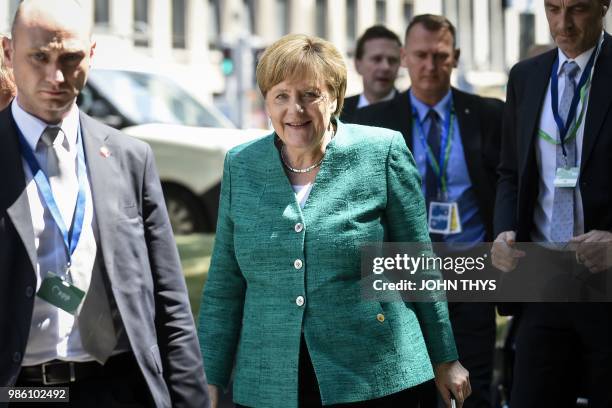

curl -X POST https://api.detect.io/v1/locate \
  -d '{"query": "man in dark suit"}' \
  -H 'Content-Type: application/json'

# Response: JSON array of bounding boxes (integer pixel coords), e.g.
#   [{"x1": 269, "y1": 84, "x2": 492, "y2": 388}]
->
[
  {"x1": 492, "y1": 0, "x2": 612, "y2": 406},
  {"x1": 350, "y1": 15, "x2": 503, "y2": 408},
  {"x1": 0, "y1": 1, "x2": 210, "y2": 406},
  {"x1": 340, "y1": 25, "x2": 401, "y2": 123}
]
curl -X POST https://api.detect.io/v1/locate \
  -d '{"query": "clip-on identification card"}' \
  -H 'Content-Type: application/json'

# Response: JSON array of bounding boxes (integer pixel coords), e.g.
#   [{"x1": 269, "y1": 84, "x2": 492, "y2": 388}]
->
[
  {"x1": 429, "y1": 201, "x2": 462, "y2": 235},
  {"x1": 37, "y1": 272, "x2": 85, "y2": 315},
  {"x1": 554, "y1": 166, "x2": 579, "y2": 188},
  {"x1": 429, "y1": 202, "x2": 452, "y2": 234}
]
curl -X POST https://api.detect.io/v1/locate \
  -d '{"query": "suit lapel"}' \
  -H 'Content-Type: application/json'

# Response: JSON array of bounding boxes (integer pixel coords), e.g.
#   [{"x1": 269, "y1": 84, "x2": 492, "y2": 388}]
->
[
  {"x1": 1, "y1": 108, "x2": 37, "y2": 273},
  {"x1": 520, "y1": 50, "x2": 556, "y2": 172},
  {"x1": 453, "y1": 88, "x2": 482, "y2": 182},
  {"x1": 79, "y1": 112, "x2": 119, "y2": 282},
  {"x1": 394, "y1": 91, "x2": 414, "y2": 150},
  {"x1": 581, "y1": 33, "x2": 612, "y2": 172}
]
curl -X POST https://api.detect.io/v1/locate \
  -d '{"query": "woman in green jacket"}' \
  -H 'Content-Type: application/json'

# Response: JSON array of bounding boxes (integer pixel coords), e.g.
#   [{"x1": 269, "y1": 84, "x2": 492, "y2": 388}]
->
[
  {"x1": 198, "y1": 34, "x2": 470, "y2": 408},
  {"x1": 0, "y1": 38, "x2": 16, "y2": 110}
]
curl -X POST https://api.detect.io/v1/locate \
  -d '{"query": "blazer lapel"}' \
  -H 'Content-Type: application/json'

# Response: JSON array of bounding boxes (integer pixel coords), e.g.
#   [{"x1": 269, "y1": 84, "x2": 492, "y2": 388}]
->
[
  {"x1": 1, "y1": 108, "x2": 37, "y2": 272},
  {"x1": 581, "y1": 33, "x2": 612, "y2": 171},
  {"x1": 453, "y1": 88, "x2": 482, "y2": 183},
  {"x1": 394, "y1": 91, "x2": 414, "y2": 150},
  {"x1": 519, "y1": 50, "x2": 556, "y2": 172},
  {"x1": 79, "y1": 112, "x2": 119, "y2": 282}
]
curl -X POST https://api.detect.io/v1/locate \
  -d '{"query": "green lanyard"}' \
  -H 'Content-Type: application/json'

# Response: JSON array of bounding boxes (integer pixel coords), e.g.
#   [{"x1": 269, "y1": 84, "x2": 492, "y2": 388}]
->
[
  {"x1": 414, "y1": 109, "x2": 455, "y2": 195},
  {"x1": 538, "y1": 64, "x2": 592, "y2": 144}
]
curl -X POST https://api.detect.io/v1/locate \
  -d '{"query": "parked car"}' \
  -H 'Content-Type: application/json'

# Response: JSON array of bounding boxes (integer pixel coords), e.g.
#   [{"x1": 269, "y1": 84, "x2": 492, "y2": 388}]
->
[{"x1": 78, "y1": 67, "x2": 267, "y2": 235}]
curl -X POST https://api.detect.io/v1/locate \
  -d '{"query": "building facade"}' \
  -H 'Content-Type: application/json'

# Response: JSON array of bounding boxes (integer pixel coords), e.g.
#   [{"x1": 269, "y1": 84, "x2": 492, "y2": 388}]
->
[{"x1": 2, "y1": 0, "x2": 612, "y2": 124}]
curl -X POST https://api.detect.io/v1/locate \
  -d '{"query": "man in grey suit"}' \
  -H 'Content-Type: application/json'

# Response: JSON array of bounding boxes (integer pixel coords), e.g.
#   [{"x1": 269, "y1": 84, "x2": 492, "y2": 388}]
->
[{"x1": 0, "y1": 1, "x2": 210, "y2": 406}]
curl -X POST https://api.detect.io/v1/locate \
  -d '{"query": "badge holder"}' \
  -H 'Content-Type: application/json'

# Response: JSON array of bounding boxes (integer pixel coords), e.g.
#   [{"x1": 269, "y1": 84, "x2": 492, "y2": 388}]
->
[
  {"x1": 428, "y1": 192, "x2": 462, "y2": 235},
  {"x1": 37, "y1": 271, "x2": 85, "y2": 315},
  {"x1": 554, "y1": 166, "x2": 579, "y2": 188}
]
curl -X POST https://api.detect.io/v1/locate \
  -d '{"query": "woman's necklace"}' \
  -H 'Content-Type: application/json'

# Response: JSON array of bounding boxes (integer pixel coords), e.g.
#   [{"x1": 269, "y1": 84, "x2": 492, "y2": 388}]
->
[{"x1": 280, "y1": 145, "x2": 325, "y2": 173}]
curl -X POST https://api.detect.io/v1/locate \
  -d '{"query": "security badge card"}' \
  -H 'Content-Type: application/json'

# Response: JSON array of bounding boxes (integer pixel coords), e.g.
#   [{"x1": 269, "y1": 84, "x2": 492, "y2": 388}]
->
[
  {"x1": 37, "y1": 271, "x2": 85, "y2": 315},
  {"x1": 554, "y1": 166, "x2": 579, "y2": 188},
  {"x1": 428, "y1": 201, "x2": 462, "y2": 235}
]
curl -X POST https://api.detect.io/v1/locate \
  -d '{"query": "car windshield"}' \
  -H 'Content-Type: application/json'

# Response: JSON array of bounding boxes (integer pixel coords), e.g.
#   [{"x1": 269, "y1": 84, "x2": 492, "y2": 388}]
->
[{"x1": 88, "y1": 69, "x2": 234, "y2": 128}]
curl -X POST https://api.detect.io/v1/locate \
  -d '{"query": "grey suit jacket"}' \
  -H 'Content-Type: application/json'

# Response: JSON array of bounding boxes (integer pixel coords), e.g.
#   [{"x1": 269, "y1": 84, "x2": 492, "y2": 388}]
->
[{"x1": 0, "y1": 106, "x2": 210, "y2": 407}]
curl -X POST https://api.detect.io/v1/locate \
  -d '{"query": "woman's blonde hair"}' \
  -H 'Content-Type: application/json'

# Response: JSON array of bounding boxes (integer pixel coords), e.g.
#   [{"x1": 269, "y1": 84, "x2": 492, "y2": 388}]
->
[
  {"x1": 256, "y1": 34, "x2": 347, "y2": 117},
  {"x1": 0, "y1": 38, "x2": 16, "y2": 101}
]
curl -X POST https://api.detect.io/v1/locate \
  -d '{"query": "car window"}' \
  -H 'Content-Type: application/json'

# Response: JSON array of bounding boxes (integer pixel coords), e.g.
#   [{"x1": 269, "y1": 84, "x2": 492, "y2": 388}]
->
[{"x1": 88, "y1": 69, "x2": 234, "y2": 128}]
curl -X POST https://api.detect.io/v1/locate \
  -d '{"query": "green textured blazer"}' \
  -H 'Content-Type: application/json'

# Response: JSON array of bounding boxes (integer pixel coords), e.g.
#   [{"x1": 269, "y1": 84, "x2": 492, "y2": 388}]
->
[{"x1": 198, "y1": 121, "x2": 458, "y2": 407}]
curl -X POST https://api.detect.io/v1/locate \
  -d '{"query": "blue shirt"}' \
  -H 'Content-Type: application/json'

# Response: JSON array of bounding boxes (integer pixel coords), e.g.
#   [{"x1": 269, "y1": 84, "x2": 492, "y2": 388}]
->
[{"x1": 410, "y1": 90, "x2": 486, "y2": 244}]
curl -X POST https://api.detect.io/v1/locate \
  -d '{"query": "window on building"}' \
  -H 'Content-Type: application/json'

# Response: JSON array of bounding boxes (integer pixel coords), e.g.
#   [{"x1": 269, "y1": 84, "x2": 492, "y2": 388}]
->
[
  {"x1": 316, "y1": 0, "x2": 327, "y2": 38},
  {"x1": 134, "y1": 0, "x2": 149, "y2": 47},
  {"x1": 442, "y1": 0, "x2": 459, "y2": 28},
  {"x1": 172, "y1": 0, "x2": 186, "y2": 49},
  {"x1": 243, "y1": 0, "x2": 255, "y2": 34},
  {"x1": 346, "y1": 0, "x2": 357, "y2": 44},
  {"x1": 376, "y1": 0, "x2": 386, "y2": 24},
  {"x1": 208, "y1": 0, "x2": 221, "y2": 45},
  {"x1": 94, "y1": 0, "x2": 110, "y2": 26},
  {"x1": 403, "y1": 1, "x2": 413, "y2": 29},
  {"x1": 276, "y1": 0, "x2": 290, "y2": 36}
]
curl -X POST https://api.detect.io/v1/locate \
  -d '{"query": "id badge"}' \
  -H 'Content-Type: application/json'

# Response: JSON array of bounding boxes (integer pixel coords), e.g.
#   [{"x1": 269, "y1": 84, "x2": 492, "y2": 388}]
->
[
  {"x1": 37, "y1": 272, "x2": 85, "y2": 315},
  {"x1": 429, "y1": 201, "x2": 452, "y2": 234},
  {"x1": 554, "y1": 166, "x2": 579, "y2": 188}
]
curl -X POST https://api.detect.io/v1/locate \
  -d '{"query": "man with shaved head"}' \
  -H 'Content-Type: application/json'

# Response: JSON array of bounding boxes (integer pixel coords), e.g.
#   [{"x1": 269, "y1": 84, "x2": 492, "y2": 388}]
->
[
  {"x1": 493, "y1": 0, "x2": 612, "y2": 406},
  {"x1": 0, "y1": 1, "x2": 210, "y2": 406}
]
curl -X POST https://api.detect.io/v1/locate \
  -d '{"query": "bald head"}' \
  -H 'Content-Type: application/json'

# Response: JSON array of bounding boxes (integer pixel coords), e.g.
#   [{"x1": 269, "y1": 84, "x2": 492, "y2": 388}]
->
[
  {"x1": 3, "y1": 0, "x2": 95, "y2": 123},
  {"x1": 11, "y1": 0, "x2": 92, "y2": 44}
]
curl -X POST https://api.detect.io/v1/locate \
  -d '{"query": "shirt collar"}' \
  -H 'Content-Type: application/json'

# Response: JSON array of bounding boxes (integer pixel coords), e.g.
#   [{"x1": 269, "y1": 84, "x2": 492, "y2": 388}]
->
[
  {"x1": 557, "y1": 31, "x2": 604, "y2": 75},
  {"x1": 11, "y1": 97, "x2": 80, "y2": 152},
  {"x1": 409, "y1": 88, "x2": 452, "y2": 123},
  {"x1": 356, "y1": 89, "x2": 397, "y2": 109}
]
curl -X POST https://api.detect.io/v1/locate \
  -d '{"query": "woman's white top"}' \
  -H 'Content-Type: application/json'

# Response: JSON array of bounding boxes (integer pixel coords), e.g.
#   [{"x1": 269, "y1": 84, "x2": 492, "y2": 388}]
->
[{"x1": 291, "y1": 183, "x2": 313, "y2": 209}]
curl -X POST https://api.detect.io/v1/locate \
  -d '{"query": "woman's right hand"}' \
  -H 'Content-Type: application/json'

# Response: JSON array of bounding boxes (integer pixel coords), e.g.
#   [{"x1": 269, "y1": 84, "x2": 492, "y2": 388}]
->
[{"x1": 208, "y1": 384, "x2": 219, "y2": 408}]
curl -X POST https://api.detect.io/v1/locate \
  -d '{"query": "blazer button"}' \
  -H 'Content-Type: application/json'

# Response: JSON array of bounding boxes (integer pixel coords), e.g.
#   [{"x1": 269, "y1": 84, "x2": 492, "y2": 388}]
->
[
  {"x1": 376, "y1": 313, "x2": 385, "y2": 323},
  {"x1": 294, "y1": 223, "x2": 304, "y2": 233},
  {"x1": 13, "y1": 352, "x2": 21, "y2": 363},
  {"x1": 25, "y1": 286, "x2": 34, "y2": 298},
  {"x1": 294, "y1": 259, "x2": 303, "y2": 269},
  {"x1": 296, "y1": 296, "x2": 305, "y2": 307}
]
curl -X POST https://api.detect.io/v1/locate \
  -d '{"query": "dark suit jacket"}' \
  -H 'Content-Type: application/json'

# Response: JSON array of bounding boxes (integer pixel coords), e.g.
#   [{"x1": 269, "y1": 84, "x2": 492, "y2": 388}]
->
[
  {"x1": 349, "y1": 88, "x2": 504, "y2": 241},
  {"x1": 0, "y1": 107, "x2": 209, "y2": 407},
  {"x1": 494, "y1": 33, "x2": 612, "y2": 316},
  {"x1": 340, "y1": 94, "x2": 360, "y2": 123},
  {"x1": 495, "y1": 32, "x2": 612, "y2": 242},
  {"x1": 340, "y1": 89, "x2": 400, "y2": 123}
]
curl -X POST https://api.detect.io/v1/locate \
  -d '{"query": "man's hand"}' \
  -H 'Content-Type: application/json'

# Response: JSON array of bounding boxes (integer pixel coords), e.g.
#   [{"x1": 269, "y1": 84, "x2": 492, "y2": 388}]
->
[
  {"x1": 434, "y1": 360, "x2": 471, "y2": 408},
  {"x1": 570, "y1": 230, "x2": 612, "y2": 273},
  {"x1": 208, "y1": 384, "x2": 219, "y2": 408},
  {"x1": 491, "y1": 231, "x2": 525, "y2": 272}
]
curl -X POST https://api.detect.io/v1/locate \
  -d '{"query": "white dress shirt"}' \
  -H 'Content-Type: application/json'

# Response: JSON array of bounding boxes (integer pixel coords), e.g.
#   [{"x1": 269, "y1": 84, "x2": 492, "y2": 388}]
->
[
  {"x1": 13, "y1": 99, "x2": 100, "y2": 365},
  {"x1": 356, "y1": 89, "x2": 397, "y2": 109},
  {"x1": 532, "y1": 34, "x2": 603, "y2": 244}
]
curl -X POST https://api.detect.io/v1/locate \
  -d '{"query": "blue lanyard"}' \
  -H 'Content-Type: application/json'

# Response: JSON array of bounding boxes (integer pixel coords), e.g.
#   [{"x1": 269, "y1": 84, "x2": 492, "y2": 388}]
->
[
  {"x1": 550, "y1": 45, "x2": 598, "y2": 157},
  {"x1": 413, "y1": 105, "x2": 454, "y2": 195},
  {"x1": 18, "y1": 125, "x2": 88, "y2": 267}
]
